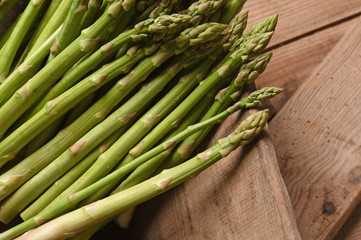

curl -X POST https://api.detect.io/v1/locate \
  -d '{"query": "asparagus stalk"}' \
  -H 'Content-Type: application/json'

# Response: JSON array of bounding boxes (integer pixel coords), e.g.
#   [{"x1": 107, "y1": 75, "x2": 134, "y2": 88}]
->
[
  {"x1": 119, "y1": 30, "x2": 274, "y2": 167},
  {"x1": 80, "y1": 0, "x2": 102, "y2": 29},
  {"x1": 4, "y1": 110, "x2": 268, "y2": 240},
  {"x1": 14, "y1": 0, "x2": 62, "y2": 67},
  {"x1": 0, "y1": 0, "x2": 48, "y2": 82},
  {"x1": 48, "y1": 0, "x2": 89, "y2": 61},
  {"x1": 0, "y1": 0, "x2": 136, "y2": 137},
  {"x1": 25, "y1": 0, "x2": 73, "y2": 58},
  {"x1": 219, "y1": 0, "x2": 247, "y2": 23}
]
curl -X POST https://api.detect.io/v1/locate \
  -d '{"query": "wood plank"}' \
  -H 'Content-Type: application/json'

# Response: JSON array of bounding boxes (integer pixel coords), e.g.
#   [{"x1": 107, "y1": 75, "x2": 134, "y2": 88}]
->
[
  {"x1": 256, "y1": 19, "x2": 357, "y2": 112},
  {"x1": 120, "y1": 92, "x2": 301, "y2": 240},
  {"x1": 270, "y1": 17, "x2": 361, "y2": 240},
  {"x1": 335, "y1": 202, "x2": 361, "y2": 239},
  {"x1": 244, "y1": 0, "x2": 361, "y2": 48}
]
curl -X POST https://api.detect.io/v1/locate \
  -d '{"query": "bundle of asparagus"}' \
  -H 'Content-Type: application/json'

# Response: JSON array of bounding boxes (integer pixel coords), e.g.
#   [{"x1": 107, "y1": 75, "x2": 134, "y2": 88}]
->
[{"x1": 0, "y1": 0, "x2": 281, "y2": 238}]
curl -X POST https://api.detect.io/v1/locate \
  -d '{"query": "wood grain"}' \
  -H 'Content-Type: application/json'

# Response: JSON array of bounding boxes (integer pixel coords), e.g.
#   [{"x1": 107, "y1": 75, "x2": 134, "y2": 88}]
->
[
  {"x1": 256, "y1": 19, "x2": 356, "y2": 112},
  {"x1": 270, "y1": 17, "x2": 361, "y2": 240},
  {"x1": 124, "y1": 104, "x2": 301, "y2": 240},
  {"x1": 244, "y1": 0, "x2": 361, "y2": 48}
]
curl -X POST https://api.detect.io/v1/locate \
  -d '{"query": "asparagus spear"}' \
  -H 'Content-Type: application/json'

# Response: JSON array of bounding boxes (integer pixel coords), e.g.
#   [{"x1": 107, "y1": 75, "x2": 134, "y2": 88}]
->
[
  {"x1": 4, "y1": 110, "x2": 269, "y2": 240},
  {"x1": 80, "y1": 0, "x2": 102, "y2": 29},
  {"x1": 48, "y1": 0, "x2": 89, "y2": 61},
  {"x1": 0, "y1": 0, "x2": 48, "y2": 82},
  {"x1": 25, "y1": 0, "x2": 73, "y2": 59},
  {"x1": 219, "y1": 0, "x2": 247, "y2": 23},
  {"x1": 0, "y1": 0, "x2": 135, "y2": 136},
  {"x1": 14, "y1": 0, "x2": 62, "y2": 67},
  {"x1": 0, "y1": 24, "x2": 229, "y2": 223}
]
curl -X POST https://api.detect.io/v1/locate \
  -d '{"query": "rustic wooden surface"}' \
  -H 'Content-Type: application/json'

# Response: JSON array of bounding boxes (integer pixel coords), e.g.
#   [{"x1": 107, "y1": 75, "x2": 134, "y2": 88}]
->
[{"x1": 270, "y1": 16, "x2": 361, "y2": 240}]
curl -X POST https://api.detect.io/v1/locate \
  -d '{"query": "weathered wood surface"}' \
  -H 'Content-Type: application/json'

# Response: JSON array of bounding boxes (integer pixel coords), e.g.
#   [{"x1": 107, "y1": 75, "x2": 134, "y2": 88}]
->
[
  {"x1": 270, "y1": 17, "x2": 361, "y2": 240},
  {"x1": 255, "y1": 19, "x2": 356, "y2": 112},
  {"x1": 244, "y1": 0, "x2": 361, "y2": 48}
]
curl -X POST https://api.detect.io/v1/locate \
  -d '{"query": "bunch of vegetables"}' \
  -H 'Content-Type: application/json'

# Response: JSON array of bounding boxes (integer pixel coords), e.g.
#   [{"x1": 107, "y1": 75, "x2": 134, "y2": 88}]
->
[{"x1": 0, "y1": 0, "x2": 280, "y2": 239}]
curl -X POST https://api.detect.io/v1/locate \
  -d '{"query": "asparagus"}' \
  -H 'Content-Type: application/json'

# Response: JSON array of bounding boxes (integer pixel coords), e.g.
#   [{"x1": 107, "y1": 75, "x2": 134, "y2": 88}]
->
[
  {"x1": 219, "y1": 0, "x2": 247, "y2": 23},
  {"x1": 48, "y1": 0, "x2": 89, "y2": 61},
  {"x1": 0, "y1": 23, "x2": 229, "y2": 223},
  {"x1": 15, "y1": 0, "x2": 62, "y2": 67},
  {"x1": 0, "y1": 0, "x2": 136, "y2": 137},
  {"x1": 0, "y1": 14, "x2": 201, "y2": 165},
  {"x1": 4, "y1": 110, "x2": 269, "y2": 240},
  {"x1": 0, "y1": 0, "x2": 48, "y2": 82},
  {"x1": 119, "y1": 30, "x2": 274, "y2": 167},
  {"x1": 104, "y1": 86, "x2": 220, "y2": 230},
  {"x1": 25, "y1": 0, "x2": 73, "y2": 59},
  {"x1": 80, "y1": 0, "x2": 102, "y2": 29}
]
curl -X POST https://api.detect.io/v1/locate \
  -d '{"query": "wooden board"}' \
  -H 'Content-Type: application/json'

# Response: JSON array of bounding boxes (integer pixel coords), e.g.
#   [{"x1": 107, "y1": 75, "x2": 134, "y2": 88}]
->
[
  {"x1": 122, "y1": 104, "x2": 301, "y2": 240},
  {"x1": 270, "y1": 17, "x2": 361, "y2": 240},
  {"x1": 244, "y1": 0, "x2": 361, "y2": 48},
  {"x1": 255, "y1": 19, "x2": 356, "y2": 112}
]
